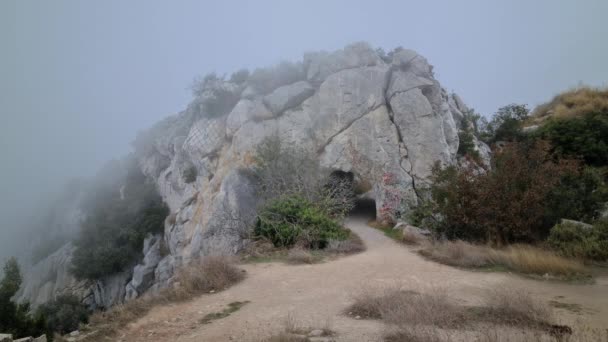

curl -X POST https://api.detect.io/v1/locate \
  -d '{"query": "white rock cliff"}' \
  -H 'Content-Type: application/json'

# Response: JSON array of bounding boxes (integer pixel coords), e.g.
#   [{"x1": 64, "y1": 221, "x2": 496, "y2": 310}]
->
[{"x1": 17, "y1": 42, "x2": 489, "y2": 309}]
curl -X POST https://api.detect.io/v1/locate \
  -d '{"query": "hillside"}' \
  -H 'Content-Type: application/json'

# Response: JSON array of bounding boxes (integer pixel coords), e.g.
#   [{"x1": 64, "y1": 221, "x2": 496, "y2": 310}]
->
[
  {"x1": 528, "y1": 86, "x2": 608, "y2": 125},
  {"x1": 15, "y1": 42, "x2": 486, "y2": 312}
]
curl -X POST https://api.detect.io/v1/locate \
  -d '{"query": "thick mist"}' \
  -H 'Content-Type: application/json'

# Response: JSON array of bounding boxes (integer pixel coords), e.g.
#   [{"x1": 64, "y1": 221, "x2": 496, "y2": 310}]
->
[{"x1": 1, "y1": 0, "x2": 607, "y2": 261}]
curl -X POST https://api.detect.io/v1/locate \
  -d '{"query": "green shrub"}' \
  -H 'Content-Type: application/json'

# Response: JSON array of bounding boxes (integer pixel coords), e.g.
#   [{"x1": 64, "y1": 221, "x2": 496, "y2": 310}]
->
[
  {"x1": 480, "y1": 104, "x2": 530, "y2": 143},
  {"x1": 201, "y1": 86, "x2": 240, "y2": 117},
  {"x1": 535, "y1": 111, "x2": 608, "y2": 167},
  {"x1": 546, "y1": 166, "x2": 608, "y2": 223},
  {"x1": 190, "y1": 73, "x2": 241, "y2": 118},
  {"x1": 182, "y1": 165, "x2": 197, "y2": 184},
  {"x1": 255, "y1": 195, "x2": 348, "y2": 249},
  {"x1": 37, "y1": 294, "x2": 88, "y2": 335},
  {"x1": 253, "y1": 136, "x2": 354, "y2": 219},
  {"x1": 248, "y1": 61, "x2": 304, "y2": 94},
  {"x1": 457, "y1": 130, "x2": 479, "y2": 159},
  {"x1": 72, "y1": 160, "x2": 169, "y2": 280},
  {"x1": 406, "y1": 189, "x2": 436, "y2": 229},
  {"x1": 229, "y1": 68, "x2": 250, "y2": 84},
  {"x1": 0, "y1": 258, "x2": 47, "y2": 339},
  {"x1": 548, "y1": 219, "x2": 608, "y2": 262}
]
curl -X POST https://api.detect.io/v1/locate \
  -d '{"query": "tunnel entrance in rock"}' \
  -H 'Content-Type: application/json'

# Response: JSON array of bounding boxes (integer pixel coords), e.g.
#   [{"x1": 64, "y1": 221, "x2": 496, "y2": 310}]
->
[
  {"x1": 327, "y1": 170, "x2": 377, "y2": 219},
  {"x1": 351, "y1": 198, "x2": 377, "y2": 219}
]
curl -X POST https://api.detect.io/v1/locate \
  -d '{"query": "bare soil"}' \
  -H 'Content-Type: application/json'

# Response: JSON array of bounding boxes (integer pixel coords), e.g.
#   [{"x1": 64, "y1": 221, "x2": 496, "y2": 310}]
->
[{"x1": 115, "y1": 215, "x2": 608, "y2": 341}]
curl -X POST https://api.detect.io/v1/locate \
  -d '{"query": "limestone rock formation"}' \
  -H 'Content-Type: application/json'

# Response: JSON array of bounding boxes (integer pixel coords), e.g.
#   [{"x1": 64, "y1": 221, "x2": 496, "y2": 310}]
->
[{"x1": 18, "y1": 42, "x2": 489, "y2": 308}]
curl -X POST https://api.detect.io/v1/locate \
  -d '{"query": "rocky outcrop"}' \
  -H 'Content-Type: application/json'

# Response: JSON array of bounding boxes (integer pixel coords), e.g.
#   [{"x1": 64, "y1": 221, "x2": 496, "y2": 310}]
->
[
  {"x1": 125, "y1": 235, "x2": 163, "y2": 300},
  {"x1": 18, "y1": 42, "x2": 489, "y2": 307},
  {"x1": 15, "y1": 242, "x2": 131, "y2": 310},
  {"x1": 263, "y1": 81, "x2": 314, "y2": 116},
  {"x1": 14, "y1": 244, "x2": 88, "y2": 308},
  {"x1": 133, "y1": 42, "x2": 485, "y2": 272}
]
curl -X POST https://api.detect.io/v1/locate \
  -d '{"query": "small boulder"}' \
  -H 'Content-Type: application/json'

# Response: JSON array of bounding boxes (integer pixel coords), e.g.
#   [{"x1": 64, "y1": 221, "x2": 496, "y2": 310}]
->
[
  {"x1": 263, "y1": 81, "x2": 314, "y2": 116},
  {"x1": 394, "y1": 222, "x2": 431, "y2": 236},
  {"x1": 308, "y1": 329, "x2": 324, "y2": 337},
  {"x1": 0, "y1": 334, "x2": 12, "y2": 342}
]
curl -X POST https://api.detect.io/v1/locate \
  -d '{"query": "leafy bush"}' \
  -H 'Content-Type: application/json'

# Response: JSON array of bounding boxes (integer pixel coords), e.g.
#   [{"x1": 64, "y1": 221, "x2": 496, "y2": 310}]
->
[
  {"x1": 535, "y1": 111, "x2": 608, "y2": 166},
  {"x1": 174, "y1": 256, "x2": 245, "y2": 297},
  {"x1": 201, "y1": 86, "x2": 241, "y2": 118},
  {"x1": 37, "y1": 294, "x2": 88, "y2": 335},
  {"x1": 71, "y1": 159, "x2": 169, "y2": 280},
  {"x1": 480, "y1": 104, "x2": 529, "y2": 143},
  {"x1": 457, "y1": 130, "x2": 479, "y2": 159},
  {"x1": 254, "y1": 136, "x2": 354, "y2": 219},
  {"x1": 0, "y1": 258, "x2": 47, "y2": 339},
  {"x1": 546, "y1": 166, "x2": 608, "y2": 223},
  {"x1": 190, "y1": 73, "x2": 241, "y2": 118},
  {"x1": 255, "y1": 195, "x2": 348, "y2": 249},
  {"x1": 229, "y1": 68, "x2": 250, "y2": 84},
  {"x1": 428, "y1": 141, "x2": 576, "y2": 244},
  {"x1": 248, "y1": 61, "x2": 305, "y2": 94},
  {"x1": 548, "y1": 219, "x2": 608, "y2": 261},
  {"x1": 182, "y1": 165, "x2": 197, "y2": 184}
]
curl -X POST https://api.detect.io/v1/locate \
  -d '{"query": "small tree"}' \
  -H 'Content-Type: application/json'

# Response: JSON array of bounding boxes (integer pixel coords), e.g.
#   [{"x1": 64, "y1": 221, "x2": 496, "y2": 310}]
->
[
  {"x1": 481, "y1": 104, "x2": 529, "y2": 143},
  {"x1": 427, "y1": 141, "x2": 577, "y2": 245},
  {"x1": 252, "y1": 136, "x2": 355, "y2": 248},
  {"x1": 37, "y1": 294, "x2": 88, "y2": 335},
  {"x1": 0, "y1": 258, "x2": 47, "y2": 338},
  {"x1": 253, "y1": 135, "x2": 354, "y2": 219},
  {"x1": 0, "y1": 257, "x2": 21, "y2": 298}
]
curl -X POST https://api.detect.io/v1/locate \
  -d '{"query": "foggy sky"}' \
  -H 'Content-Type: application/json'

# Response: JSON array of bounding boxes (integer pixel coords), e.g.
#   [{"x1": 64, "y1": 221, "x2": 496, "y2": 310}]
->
[{"x1": 1, "y1": 0, "x2": 607, "y2": 258}]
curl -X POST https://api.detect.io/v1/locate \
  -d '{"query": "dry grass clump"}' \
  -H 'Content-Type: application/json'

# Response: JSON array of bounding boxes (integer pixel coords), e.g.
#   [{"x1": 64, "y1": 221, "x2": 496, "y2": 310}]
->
[
  {"x1": 497, "y1": 245, "x2": 585, "y2": 278},
  {"x1": 419, "y1": 240, "x2": 499, "y2": 268},
  {"x1": 286, "y1": 248, "x2": 318, "y2": 264},
  {"x1": 81, "y1": 255, "x2": 244, "y2": 341},
  {"x1": 263, "y1": 333, "x2": 310, "y2": 342},
  {"x1": 419, "y1": 240, "x2": 587, "y2": 279},
  {"x1": 242, "y1": 231, "x2": 365, "y2": 264},
  {"x1": 384, "y1": 326, "x2": 452, "y2": 342},
  {"x1": 199, "y1": 301, "x2": 250, "y2": 324},
  {"x1": 367, "y1": 219, "x2": 393, "y2": 231},
  {"x1": 531, "y1": 86, "x2": 608, "y2": 123},
  {"x1": 174, "y1": 255, "x2": 245, "y2": 297},
  {"x1": 261, "y1": 313, "x2": 334, "y2": 342},
  {"x1": 325, "y1": 231, "x2": 365, "y2": 254},
  {"x1": 474, "y1": 289, "x2": 553, "y2": 327},
  {"x1": 351, "y1": 285, "x2": 567, "y2": 342},
  {"x1": 347, "y1": 286, "x2": 463, "y2": 328}
]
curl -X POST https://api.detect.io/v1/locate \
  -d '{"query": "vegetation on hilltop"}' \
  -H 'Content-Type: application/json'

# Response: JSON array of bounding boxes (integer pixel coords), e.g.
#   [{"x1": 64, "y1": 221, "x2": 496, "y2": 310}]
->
[
  {"x1": 532, "y1": 86, "x2": 608, "y2": 122},
  {"x1": 409, "y1": 87, "x2": 608, "y2": 266}
]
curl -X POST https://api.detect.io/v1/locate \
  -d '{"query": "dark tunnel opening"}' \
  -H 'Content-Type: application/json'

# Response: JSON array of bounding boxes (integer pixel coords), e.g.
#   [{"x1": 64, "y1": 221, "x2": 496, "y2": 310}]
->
[
  {"x1": 351, "y1": 197, "x2": 377, "y2": 220},
  {"x1": 328, "y1": 170, "x2": 377, "y2": 219}
]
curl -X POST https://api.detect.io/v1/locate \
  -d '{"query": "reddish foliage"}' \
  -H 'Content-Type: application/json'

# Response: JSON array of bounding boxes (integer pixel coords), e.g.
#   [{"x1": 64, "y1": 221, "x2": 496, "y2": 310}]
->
[{"x1": 431, "y1": 141, "x2": 578, "y2": 245}]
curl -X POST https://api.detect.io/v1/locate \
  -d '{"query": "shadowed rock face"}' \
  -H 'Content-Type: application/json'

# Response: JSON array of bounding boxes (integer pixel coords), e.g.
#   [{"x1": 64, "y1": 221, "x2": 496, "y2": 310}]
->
[{"x1": 18, "y1": 42, "x2": 489, "y2": 309}]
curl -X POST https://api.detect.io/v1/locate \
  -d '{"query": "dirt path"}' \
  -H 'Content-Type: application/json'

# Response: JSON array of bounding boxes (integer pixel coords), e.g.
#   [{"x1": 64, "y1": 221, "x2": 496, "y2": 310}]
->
[{"x1": 118, "y1": 215, "x2": 608, "y2": 341}]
